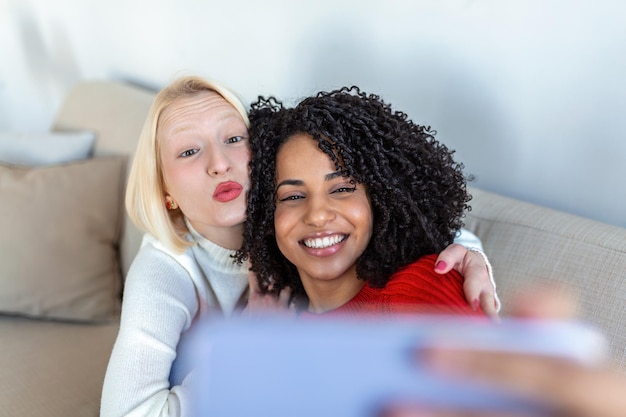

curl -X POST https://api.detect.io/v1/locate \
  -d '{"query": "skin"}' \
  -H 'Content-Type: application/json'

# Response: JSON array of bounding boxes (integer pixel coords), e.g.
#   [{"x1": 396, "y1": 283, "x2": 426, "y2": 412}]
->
[
  {"x1": 387, "y1": 287, "x2": 626, "y2": 417},
  {"x1": 158, "y1": 91, "x2": 251, "y2": 250},
  {"x1": 274, "y1": 134, "x2": 373, "y2": 313}
]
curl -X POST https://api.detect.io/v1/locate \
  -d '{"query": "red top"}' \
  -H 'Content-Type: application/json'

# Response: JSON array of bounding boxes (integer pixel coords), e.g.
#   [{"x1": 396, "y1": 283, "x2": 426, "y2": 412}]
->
[{"x1": 299, "y1": 254, "x2": 484, "y2": 318}]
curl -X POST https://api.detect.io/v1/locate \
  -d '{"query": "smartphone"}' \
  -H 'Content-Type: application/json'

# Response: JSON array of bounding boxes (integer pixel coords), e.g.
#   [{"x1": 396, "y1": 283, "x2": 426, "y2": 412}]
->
[{"x1": 186, "y1": 314, "x2": 606, "y2": 417}]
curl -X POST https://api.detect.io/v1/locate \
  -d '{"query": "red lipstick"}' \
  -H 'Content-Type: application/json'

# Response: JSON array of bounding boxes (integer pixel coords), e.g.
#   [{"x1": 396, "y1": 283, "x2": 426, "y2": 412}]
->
[{"x1": 213, "y1": 181, "x2": 243, "y2": 203}]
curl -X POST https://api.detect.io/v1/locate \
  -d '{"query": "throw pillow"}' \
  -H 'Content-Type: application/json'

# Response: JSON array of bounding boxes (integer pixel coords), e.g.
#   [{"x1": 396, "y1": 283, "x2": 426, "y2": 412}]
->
[
  {"x1": 0, "y1": 131, "x2": 96, "y2": 166},
  {"x1": 0, "y1": 156, "x2": 126, "y2": 322}
]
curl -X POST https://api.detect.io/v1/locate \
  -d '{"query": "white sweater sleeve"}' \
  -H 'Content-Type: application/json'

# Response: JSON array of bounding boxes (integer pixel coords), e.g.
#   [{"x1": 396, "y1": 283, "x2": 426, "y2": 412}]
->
[
  {"x1": 454, "y1": 228, "x2": 484, "y2": 252},
  {"x1": 100, "y1": 244, "x2": 199, "y2": 417}
]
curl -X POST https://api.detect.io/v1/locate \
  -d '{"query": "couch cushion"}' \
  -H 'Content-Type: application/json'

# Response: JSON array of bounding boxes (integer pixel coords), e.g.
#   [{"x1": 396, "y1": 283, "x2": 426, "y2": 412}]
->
[
  {"x1": 0, "y1": 316, "x2": 119, "y2": 417},
  {"x1": 465, "y1": 186, "x2": 626, "y2": 372},
  {"x1": 52, "y1": 81, "x2": 156, "y2": 278},
  {"x1": 0, "y1": 156, "x2": 126, "y2": 321}
]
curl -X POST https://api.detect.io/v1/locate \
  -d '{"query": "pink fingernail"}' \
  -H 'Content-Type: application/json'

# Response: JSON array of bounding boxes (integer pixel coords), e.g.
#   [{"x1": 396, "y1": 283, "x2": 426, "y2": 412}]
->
[
  {"x1": 435, "y1": 260, "x2": 447, "y2": 271},
  {"x1": 473, "y1": 298, "x2": 480, "y2": 311}
]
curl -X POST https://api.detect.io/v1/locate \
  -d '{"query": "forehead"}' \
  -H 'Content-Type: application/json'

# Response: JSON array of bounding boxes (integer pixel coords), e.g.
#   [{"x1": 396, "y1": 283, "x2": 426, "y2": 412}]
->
[
  {"x1": 278, "y1": 134, "x2": 322, "y2": 159},
  {"x1": 158, "y1": 91, "x2": 241, "y2": 131},
  {"x1": 276, "y1": 134, "x2": 341, "y2": 175}
]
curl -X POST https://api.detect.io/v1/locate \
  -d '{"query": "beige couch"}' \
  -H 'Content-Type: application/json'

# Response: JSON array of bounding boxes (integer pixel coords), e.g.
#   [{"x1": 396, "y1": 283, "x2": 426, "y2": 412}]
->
[{"x1": 0, "y1": 80, "x2": 624, "y2": 417}]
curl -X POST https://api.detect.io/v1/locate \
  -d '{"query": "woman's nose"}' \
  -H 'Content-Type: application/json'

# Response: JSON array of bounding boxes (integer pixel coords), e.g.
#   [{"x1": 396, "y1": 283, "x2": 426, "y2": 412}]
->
[
  {"x1": 207, "y1": 148, "x2": 231, "y2": 176},
  {"x1": 303, "y1": 197, "x2": 336, "y2": 227}
]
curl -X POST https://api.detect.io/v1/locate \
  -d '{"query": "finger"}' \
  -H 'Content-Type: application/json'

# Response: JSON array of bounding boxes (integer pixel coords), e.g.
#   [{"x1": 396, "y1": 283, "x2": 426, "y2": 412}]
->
[
  {"x1": 478, "y1": 291, "x2": 499, "y2": 320},
  {"x1": 278, "y1": 286, "x2": 293, "y2": 308},
  {"x1": 381, "y1": 405, "x2": 511, "y2": 417},
  {"x1": 426, "y1": 349, "x2": 560, "y2": 393},
  {"x1": 505, "y1": 285, "x2": 578, "y2": 320},
  {"x1": 434, "y1": 243, "x2": 467, "y2": 274},
  {"x1": 461, "y1": 250, "x2": 496, "y2": 310},
  {"x1": 461, "y1": 263, "x2": 491, "y2": 307},
  {"x1": 462, "y1": 272, "x2": 488, "y2": 308},
  {"x1": 246, "y1": 263, "x2": 261, "y2": 295}
]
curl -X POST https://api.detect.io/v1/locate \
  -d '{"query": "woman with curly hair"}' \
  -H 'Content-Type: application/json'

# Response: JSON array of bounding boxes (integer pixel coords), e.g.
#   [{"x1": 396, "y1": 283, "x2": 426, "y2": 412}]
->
[{"x1": 238, "y1": 86, "x2": 486, "y2": 316}]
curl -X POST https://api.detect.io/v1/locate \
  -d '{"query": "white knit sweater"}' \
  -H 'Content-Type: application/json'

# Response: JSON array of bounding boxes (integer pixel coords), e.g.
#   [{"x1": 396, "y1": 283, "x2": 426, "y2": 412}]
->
[{"x1": 100, "y1": 229, "x2": 249, "y2": 417}]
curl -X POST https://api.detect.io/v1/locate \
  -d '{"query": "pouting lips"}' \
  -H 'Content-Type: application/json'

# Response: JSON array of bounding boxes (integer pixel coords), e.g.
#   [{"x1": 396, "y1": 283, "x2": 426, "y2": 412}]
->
[
  {"x1": 213, "y1": 181, "x2": 243, "y2": 202},
  {"x1": 302, "y1": 234, "x2": 346, "y2": 249}
]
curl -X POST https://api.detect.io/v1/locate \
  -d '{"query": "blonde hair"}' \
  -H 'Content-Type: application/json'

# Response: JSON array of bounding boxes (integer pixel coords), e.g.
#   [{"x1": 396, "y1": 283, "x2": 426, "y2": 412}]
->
[{"x1": 125, "y1": 75, "x2": 250, "y2": 253}]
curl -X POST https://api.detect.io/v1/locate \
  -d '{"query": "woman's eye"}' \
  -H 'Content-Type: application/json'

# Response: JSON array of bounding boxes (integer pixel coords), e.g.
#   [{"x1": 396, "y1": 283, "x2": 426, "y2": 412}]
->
[
  {"x1": 278, "y1": 194, "x2": 304, "y2": 202},
  {"x1": 333, "y1": 185, "x2": 357, "y2": 194},
  {"x1": 180, "y1": 149, "x2": 198, "y2": 158},
  {"x1": 225, "y1": 136, "x2": 243, "y2": 144}
]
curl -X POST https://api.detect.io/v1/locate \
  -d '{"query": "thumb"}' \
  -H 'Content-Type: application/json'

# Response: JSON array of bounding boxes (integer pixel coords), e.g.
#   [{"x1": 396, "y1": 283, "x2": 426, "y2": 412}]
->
[{"x1": 507, "y1": 284, "x2": 579, "y2": 320}]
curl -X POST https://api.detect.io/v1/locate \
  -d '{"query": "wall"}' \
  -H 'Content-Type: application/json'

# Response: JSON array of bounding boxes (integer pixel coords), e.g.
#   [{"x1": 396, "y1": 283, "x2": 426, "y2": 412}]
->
[{"x1": 1, "y1": 0, "x2": 624, "y2": 227}]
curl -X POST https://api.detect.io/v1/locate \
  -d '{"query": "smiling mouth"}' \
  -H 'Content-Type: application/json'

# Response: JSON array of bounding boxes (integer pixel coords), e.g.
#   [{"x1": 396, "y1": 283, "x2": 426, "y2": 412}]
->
[{"x1": 302, "y1": 234, "x2": 346, "y2": 249}]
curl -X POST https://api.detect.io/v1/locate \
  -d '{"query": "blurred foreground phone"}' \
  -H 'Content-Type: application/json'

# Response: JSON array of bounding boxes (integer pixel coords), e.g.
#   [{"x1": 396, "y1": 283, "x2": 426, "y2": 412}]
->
[{"x1": 186, "y1": 314, "x2": 606, "y2": 417}]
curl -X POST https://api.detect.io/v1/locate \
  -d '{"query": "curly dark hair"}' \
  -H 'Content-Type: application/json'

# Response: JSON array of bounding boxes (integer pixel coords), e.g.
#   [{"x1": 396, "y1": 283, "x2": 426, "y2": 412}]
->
[{"x1": 235, "y1": 86, "x2": 471, "y2": 301}]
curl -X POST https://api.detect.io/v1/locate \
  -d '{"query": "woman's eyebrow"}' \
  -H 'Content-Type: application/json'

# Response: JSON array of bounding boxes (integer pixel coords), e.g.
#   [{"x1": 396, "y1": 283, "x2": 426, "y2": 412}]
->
[
  {"x1": 276, "y1": 179, "x2": 303, "y2": 189},
  {"x1": 276, "y1": 170, "x2": 347, "y2": 190},
  {"x1": 325, "y1": 170, "x2": 347, "y2": 181}
]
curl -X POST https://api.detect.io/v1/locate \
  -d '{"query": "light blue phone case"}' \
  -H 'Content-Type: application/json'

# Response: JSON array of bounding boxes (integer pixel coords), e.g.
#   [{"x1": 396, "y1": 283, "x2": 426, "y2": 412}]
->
[{"x1": 186, "y1": 315, "x2": 606, "y2": 417}]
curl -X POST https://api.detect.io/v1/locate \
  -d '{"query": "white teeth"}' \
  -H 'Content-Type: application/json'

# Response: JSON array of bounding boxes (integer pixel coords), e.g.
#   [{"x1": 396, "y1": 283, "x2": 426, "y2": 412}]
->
[{"x1": 303, "y1": 234, "x2": 345, "y2": 249}]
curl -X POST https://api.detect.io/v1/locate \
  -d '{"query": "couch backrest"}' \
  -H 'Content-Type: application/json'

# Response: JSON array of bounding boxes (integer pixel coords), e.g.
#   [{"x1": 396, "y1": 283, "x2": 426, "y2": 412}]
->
[
  {"x1": 465, "y1": 186, "x2": 626, "y2": 372},
  {"x1": 52, "y1": 80, "x2": 156, "y2": 277},
  {"x1": 49, "y1": 81, "x2": 626, "y2": 371}
]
